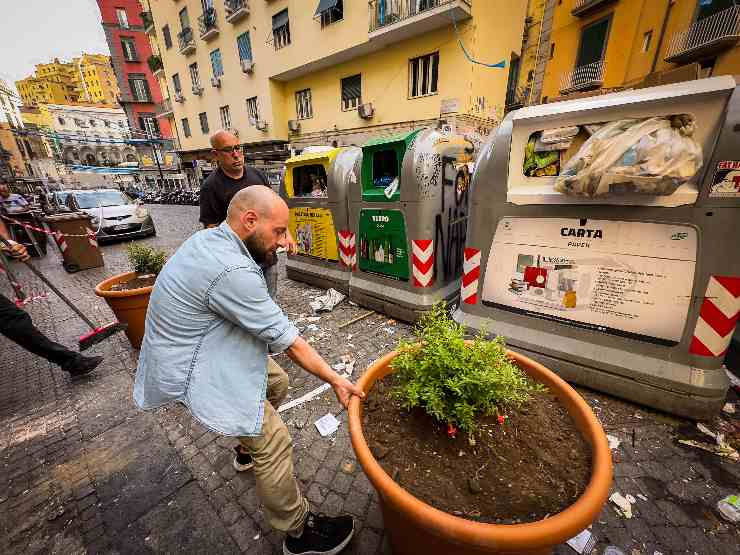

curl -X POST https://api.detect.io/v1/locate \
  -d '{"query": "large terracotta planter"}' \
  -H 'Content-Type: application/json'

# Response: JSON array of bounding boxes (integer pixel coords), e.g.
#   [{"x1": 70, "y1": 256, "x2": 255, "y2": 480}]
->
[
  {"x1": 349, "y1": 349, "x2": 613, "y2": 555},
  {"x1": 94, "y1": 271, "x2": 153, "y2": 349}
]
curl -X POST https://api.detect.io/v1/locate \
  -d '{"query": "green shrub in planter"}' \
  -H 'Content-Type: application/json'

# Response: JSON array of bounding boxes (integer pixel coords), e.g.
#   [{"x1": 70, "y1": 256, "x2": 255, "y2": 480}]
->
[
  {"x1": 126, "y1": 243, "x2": 167, "y2": 276},
  {"x1": 391, "y1": 302, "x2": 544, "y2": 434}
]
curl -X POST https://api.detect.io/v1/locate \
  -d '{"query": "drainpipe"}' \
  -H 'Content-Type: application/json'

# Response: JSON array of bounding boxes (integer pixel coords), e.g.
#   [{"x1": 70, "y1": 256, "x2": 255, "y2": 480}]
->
[{"x1": 651, "y1": 0, "x2": 675, "y2": 74}]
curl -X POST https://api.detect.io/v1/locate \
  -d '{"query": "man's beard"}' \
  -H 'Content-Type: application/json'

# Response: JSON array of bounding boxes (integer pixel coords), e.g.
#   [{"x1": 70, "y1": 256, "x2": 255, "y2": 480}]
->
[{"x1": 244, "y1": 233, "x2": 277, "y2": 268}]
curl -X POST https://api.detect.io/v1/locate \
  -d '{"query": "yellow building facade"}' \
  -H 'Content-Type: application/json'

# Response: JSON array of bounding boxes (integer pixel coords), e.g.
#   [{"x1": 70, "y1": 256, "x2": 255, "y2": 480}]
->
[
  {"x1": 542, "y1": 0, "x2": 740, "y2": 102},
  {"x1": 143, "y1": 0, "x2": 526, "y2": 159},
  {"x1": 16, "y1": 54, "x2": 120, "y2": 107}
]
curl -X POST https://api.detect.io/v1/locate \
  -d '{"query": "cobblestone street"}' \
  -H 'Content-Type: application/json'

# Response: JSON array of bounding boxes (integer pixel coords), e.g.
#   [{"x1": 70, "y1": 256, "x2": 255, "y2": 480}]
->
[{"x1": 1, "y1": 205, "x2": 738, "y2": 555}]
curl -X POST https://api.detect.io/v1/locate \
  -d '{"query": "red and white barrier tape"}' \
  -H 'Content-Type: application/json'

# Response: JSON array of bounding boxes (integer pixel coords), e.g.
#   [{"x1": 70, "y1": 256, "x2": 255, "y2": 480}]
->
[
  {"x1": 689, "y1": 276, "x2": 740, "y2": 358},
  {"x1": 412, "y1": 239, "x2": 434, "y2": 288}
]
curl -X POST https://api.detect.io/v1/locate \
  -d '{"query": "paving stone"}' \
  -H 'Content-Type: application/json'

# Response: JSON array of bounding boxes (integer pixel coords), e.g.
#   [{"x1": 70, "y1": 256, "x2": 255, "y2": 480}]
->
[
  {"x1": 320, "y1": 492, "x2": 344, "y2": 516},
  {"x1": 652, "y1": 525, "x2": 689, "y2": 552},
  {"x1": 313, "y1": 467, "x2": 334, "y2": 486},
  {"x1": 365, "y1": 501, "x2": 384, "y2": 530},
  {"x1": 354, "y1": 526, "x2": 382, "y2": 555},
  {"x1": 343, "y1": 491, "x2": 371, "y2": 517},
  {"x1": 295, "y1": 455, "x2": 321, "y2": 482},
  {"x1": 219, "y1": 502, "x2": 245, "y2": 526},
  {"x1": 331, "y1": 471, "x2": 354, "y2": 495},
  {"x1": 306, "y1": 483, "x2": 327, "y2": 506},
  {"x1": 654, "y1": 499, "x2": 695, "y2": 527},
  {"x1": 227, "y1": 517, "x2": 260, "y2": 552},
  {"x1": 238, "y1": 487, "x2": 260, "y2": 513}
]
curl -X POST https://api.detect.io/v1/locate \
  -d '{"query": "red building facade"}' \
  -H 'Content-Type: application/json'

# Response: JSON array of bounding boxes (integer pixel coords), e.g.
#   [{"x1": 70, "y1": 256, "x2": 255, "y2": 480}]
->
[{"x1": 97, "y1": 0, "x2": 173, "y2": 144}]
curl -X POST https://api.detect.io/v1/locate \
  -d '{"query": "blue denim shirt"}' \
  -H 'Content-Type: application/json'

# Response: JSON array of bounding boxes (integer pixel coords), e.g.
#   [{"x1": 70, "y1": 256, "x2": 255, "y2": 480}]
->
[{"x1": 133, "y1": 221, "x2": 299, "y2": 436}]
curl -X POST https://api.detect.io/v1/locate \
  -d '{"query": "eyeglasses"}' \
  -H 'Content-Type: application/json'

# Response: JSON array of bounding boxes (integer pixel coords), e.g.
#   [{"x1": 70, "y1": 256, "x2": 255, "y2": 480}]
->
[{"x1": 213, "y1": 145, "x2": 243, "y2": 154}]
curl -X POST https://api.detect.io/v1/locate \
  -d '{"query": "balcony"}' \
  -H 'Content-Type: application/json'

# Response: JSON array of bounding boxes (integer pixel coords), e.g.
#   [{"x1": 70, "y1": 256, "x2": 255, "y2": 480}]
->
[
  {"x1": 225, "y1": 0, "x2": 249, "y2": 23},
  {"x1": 664, "y1": 6, "x2": 740, "y2": 64},
  {"x1": 571, "y1": 0, "x2": 617, "y2": 18},
  {"x1": 147, "y1": 55, "x2": 165, "y2": 78},
  {"x1": 156, "y1": 98, "x2": 174, "y2": 118},
  {"x1": 559, "y1": 60, "x2": 606, "y2": 94},
  {"x1": 178, "y1": 27, "x2": 196, "y2": 55},
  {"x1": 141, "y1": 11, "x2": 155, "y2": 34},
  {"x1": 198, "y1": 8, "x2": 219, "y2": 40},
  {"x1": 505, "y1": 86, "x2": 530, "y2": 113},
  {"x1": 368, "y1": 0, "x2": 472, "y2": 46}
]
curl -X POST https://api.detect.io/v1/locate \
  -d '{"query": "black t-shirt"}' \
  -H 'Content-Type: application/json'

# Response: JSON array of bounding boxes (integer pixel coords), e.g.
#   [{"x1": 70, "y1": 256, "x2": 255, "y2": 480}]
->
[{"x1": 199, "y1": 167, "x2": 269, "y2": 226}]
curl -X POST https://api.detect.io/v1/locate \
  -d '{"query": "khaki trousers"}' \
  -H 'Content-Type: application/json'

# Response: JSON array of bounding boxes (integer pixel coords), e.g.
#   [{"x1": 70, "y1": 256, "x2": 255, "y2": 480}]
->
[{"x1": 239, "y1": 358, "x2": 310, "y2": 537}]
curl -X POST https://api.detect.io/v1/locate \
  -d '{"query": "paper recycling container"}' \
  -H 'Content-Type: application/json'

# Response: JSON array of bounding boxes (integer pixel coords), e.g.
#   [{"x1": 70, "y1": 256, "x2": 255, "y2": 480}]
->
[
  {"x1": 44, "y1": 212, "x2": 103, "y2": 273},
  {"x1": 454, "y1": 75, "x2": 740, "y2": 419},
  {"x1": 348, "y1": 127, "x2": 475, "y2": 322},
  {"x1": 281, "y1": 147, "x2": 360, "y2": 294}
]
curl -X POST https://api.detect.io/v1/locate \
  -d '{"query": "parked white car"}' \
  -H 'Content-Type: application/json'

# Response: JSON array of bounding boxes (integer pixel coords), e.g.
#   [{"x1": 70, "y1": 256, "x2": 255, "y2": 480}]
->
[{"x1": 57, "y1": 189, "x2": 156, "y2": 243}]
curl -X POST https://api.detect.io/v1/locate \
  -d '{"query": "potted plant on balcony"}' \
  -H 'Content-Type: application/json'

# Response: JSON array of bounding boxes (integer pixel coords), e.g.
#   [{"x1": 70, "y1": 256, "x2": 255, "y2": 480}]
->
[
  {"x1": 94, "y1": 243, "x2": 167, "y2": 349},
  {"x1": 348, "y1": 303, "x2": 612, "y2": 555}
]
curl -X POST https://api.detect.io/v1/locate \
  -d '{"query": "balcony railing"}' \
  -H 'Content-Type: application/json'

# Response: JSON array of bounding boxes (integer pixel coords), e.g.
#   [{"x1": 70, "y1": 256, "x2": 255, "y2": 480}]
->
[
  {"x1": 225, "y1": 0, "x2": 249, "y2": 23},
  {"x1": 571, "y1": 0, "x2": 617, "y2": 17},
  {"x1": 665, "y1": 5, "x2": 740, "y2": 64},
  {"x1": 178, "y1": 27, "x2": 196, "y2": 54},
  {"x1": 157, "y1": 98, "x2": 174, "y2": 117},
  {"x1": 198, "y1": 7, "x2": 219, "y2": 40},
  {"x1": 141, "y1": 10, "x2": 155, "y2": 33},
  {"x1": 559, "y1": 60, "x2": 606, "y2": 94},
  {"x1": 369, "y1": 0, "x2": 471, "y2": 33}
]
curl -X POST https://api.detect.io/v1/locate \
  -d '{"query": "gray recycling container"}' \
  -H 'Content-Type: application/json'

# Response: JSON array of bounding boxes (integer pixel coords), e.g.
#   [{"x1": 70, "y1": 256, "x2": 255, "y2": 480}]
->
[
  {"x1": 281, "y1": 147, "x2": 359, "y2": 294},
  {"x1": 348, "y1": 128, "x2": 475, "y2": 322},
  {"x1": 454, "y1": 76, "x2": 740, "y2": 419}
]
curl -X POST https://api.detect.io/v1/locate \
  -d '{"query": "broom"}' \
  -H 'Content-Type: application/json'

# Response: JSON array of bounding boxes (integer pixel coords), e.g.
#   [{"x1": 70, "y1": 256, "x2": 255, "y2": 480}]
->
[{"x1": 0, "y1": 236, "x2": 127, "y2": 350}]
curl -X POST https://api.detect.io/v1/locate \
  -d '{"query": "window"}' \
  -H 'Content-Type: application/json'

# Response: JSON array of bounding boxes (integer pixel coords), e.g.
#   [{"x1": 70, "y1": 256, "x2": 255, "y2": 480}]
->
[
  {"x1": 341, "y1": 74, "x2": 361, "y2": 111},
  {"x1": 210, "y1": 49, "x2": 224, "y2": 78},
  {"x1": 236, "y1": 32, "x2": 253, "y2": 62},
  {"x1": 121, "y1": 37, "x2": 139, "y2": 61},
  {"x1": 163, "y1": 25, "x2": 173, "y2": 49},
  {"x1": 409, "y1": 52, "x2": 439, "y2": 98},
  {"x1": 272, "y1": 9, "x2": 291, "y2": 50},
  {"x1": 320, "y1": 0, "x2": 343, "y2": 27},
  {"x1": 295, "y1": 89, "x2": 313, "y2": 120},
  {"x1": 219, "y1": 105, "x2": 231, "y2": 129},
  {"x1": 104, "y1": 120, "x2": 111, "y2": 128},
  {"x1": 550, "y1": 43, "x2": 555, "y2": 59},
  {"x1": 641, "y1": 30, "x2": 653, "y2": 53},
  {"x1": 139, "y1": 114, "x2": 160, "y2": 138},
  {"x1": 116, "y1": 8, "x2": 129, "y2": 28},
  {"x1": 199, "y1": 112, "x2": 209, "y2": 134},
  {"x1": 189, "y1": 63, "x2": 200, "y2": 89},
  {"x1": 179, "y1": 7, "x2": 190, "y2": 30},
  {"x1": 576, "y1": 17, "x2": 610, "y2": 68},
  {"x1": 89, "y1": 119, "x2": 96, "y2": 127},
  {"x1": 172, "y1": 73, "x2": 182, "y2": 94},
  {"x1": 182, "y1": 117, "x2": 191, "y2": 137},
  {"x1": 128, "y1": 75, "x2": 151, "y2": 102},
  {"x1": 246, "y1": 96, "x2": 259, "y2": 124}
]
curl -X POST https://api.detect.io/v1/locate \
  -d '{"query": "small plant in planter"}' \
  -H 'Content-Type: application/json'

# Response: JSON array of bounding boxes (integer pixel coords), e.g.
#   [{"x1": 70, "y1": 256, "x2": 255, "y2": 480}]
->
[
  {"x1": 350, "y1": 302, "x2": 613, "y2": 555},
  {"x1": 94, "y1": 243, "x2": 168, "y2": 349},
  {"x1": 391, "y1": 303, "x2": 543, "y2": 438}
]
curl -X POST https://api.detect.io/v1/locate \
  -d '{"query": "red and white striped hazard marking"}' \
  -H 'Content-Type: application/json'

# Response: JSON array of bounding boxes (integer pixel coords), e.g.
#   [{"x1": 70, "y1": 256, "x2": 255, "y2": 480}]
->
[
  {"x1": 412, "y1": 239, "x2": 434, "y2": 287},
  {"x1": 689, "y1": 276, "x2": 740, "y2": 357},
  {"x1": 337, "y1": 230, "x2": 356, "y2": 270},
  {"x1": 86, "y1": 227, "x2": 98, "y2": 249},
  {"x1": 53, "y1": 232, "x2": 68, "y2": 253},
  {"x1": 461, "y1": 248, "x2": 481, "y2": 304}
]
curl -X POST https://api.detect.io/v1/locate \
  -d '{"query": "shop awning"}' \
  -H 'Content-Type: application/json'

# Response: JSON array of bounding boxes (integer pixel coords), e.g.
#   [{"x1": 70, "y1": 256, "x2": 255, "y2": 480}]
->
[{"x1": 313, "y1": 0, "x2": 339, "y2": 17}]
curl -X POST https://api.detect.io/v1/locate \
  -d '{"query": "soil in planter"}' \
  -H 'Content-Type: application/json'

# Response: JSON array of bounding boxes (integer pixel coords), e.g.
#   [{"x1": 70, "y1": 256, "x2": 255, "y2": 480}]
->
[
  {"x1": 362, "y1": 374, "x2": 592, "y2": 524},
  {"x1": 109, "y1": 273, "x2": 156, "y2": 292}
]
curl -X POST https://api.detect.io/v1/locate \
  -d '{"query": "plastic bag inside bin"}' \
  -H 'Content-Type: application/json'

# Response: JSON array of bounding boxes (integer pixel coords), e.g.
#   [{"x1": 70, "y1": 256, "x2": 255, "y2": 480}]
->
[{"x1": 554, "y1": 115, "x2": 703, "y2": 197}]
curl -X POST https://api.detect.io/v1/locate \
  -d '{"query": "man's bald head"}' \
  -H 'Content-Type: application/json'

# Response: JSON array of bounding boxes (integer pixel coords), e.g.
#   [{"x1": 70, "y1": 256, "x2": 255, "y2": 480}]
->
[
  {"x1": 226, "y1": 185, "x2": 285, "y2": 222},
  {"x1": 210, "y1": 129, "x2": 238, "y2": 149}
]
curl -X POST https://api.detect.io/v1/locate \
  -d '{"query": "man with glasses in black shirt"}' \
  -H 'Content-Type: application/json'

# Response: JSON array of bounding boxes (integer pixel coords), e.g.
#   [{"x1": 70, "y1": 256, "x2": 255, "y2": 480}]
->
[{"x1": 199, "y1": 130, "x2": 296, "y2": 296}]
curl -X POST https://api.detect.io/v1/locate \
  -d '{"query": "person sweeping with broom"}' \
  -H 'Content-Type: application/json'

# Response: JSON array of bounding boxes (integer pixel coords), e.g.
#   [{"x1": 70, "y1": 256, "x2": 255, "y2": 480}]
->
[{"x1": 0, "y1": 217, "x2": 102, "y2": 378}]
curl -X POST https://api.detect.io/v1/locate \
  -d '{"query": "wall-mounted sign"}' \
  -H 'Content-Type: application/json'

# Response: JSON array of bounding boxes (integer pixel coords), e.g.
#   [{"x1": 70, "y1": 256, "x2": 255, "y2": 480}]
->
[
  {"x1": 358, "y1": 209, "x2": 409, "y2": 281},
  {"x1": 709, "y1": 160, "x2": 740, "y2": 198},
  {"x1": 289, "y1": 207, "x2": 338, "y2": 261},
  {"x1": 481, "y1": 218, "x2": 697, "y2": 345}
]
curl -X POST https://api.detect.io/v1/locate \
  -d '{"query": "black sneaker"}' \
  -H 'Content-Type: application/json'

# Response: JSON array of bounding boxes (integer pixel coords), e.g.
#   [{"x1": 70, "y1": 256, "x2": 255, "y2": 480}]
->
[
  {"x1": 61, "y1": 355, "x2": 102, "y2": 379},
  {"x1": 233, "y1": 446, "x2": 255, "y2": 472},
  {"x1": 283, "y1": 512, "x2": 355, "y2": 555}
]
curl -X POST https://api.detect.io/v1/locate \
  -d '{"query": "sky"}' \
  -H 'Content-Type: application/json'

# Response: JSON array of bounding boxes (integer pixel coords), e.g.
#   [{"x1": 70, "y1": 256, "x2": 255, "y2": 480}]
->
[{"x1": 0, "y1": 0, "x2": 110, "y2": 91}]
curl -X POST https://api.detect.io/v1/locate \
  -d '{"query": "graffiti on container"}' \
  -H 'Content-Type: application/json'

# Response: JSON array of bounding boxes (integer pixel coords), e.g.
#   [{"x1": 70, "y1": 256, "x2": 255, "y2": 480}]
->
[
  {"x1": 415, "y1": 152, "x2": 442, "y2": 199},
  {"x1": 435, "y1": 162, "x2": 471, "y2": 282}
]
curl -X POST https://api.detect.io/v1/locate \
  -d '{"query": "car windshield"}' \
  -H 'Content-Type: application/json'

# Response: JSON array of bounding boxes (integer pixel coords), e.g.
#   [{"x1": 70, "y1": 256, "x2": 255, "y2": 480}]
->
[{"x1": 74, "y1": 191, "x2": 132, "y2": 209}]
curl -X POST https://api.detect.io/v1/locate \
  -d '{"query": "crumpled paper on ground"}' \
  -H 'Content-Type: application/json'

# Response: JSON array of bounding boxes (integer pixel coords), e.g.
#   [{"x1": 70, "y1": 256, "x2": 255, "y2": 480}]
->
[{"x1": 310, "y1": 288, "x2": 346, "y2": 313}]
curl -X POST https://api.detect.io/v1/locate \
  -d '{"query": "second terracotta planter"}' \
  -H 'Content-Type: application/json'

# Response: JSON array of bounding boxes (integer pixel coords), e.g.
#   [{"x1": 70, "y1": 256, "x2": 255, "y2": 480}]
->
[
  {"x1": 94, "y1": 271, "x2": 153, "y2": 349},
  {"x1": 348, "y1": 348, "x2": 613, "y2": 555}
]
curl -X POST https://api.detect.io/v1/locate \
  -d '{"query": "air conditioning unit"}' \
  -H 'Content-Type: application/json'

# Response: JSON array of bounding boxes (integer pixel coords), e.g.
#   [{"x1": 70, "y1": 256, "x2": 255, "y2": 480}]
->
[
  {"x1": 255, "y1": 119, "x2": 268, "y2": 131},
  {"x1": 192, "y1": 85, "x2": 204, "y2": 96},
  {"x1": 174, "y1": 93, "x2": 185, "y2": 103},
  {"x1": 210, "y1": 76, "x2": 221, "y2": 88},
  {"x1": 240, "y1": 59, "x2": 254, "y2": 74},
  {"x1": 358, "y1": 102, "x2": 374, "y2": 119},
  {"x1": 287, "y1": 119, "x2": 300, "y2": 133}
]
